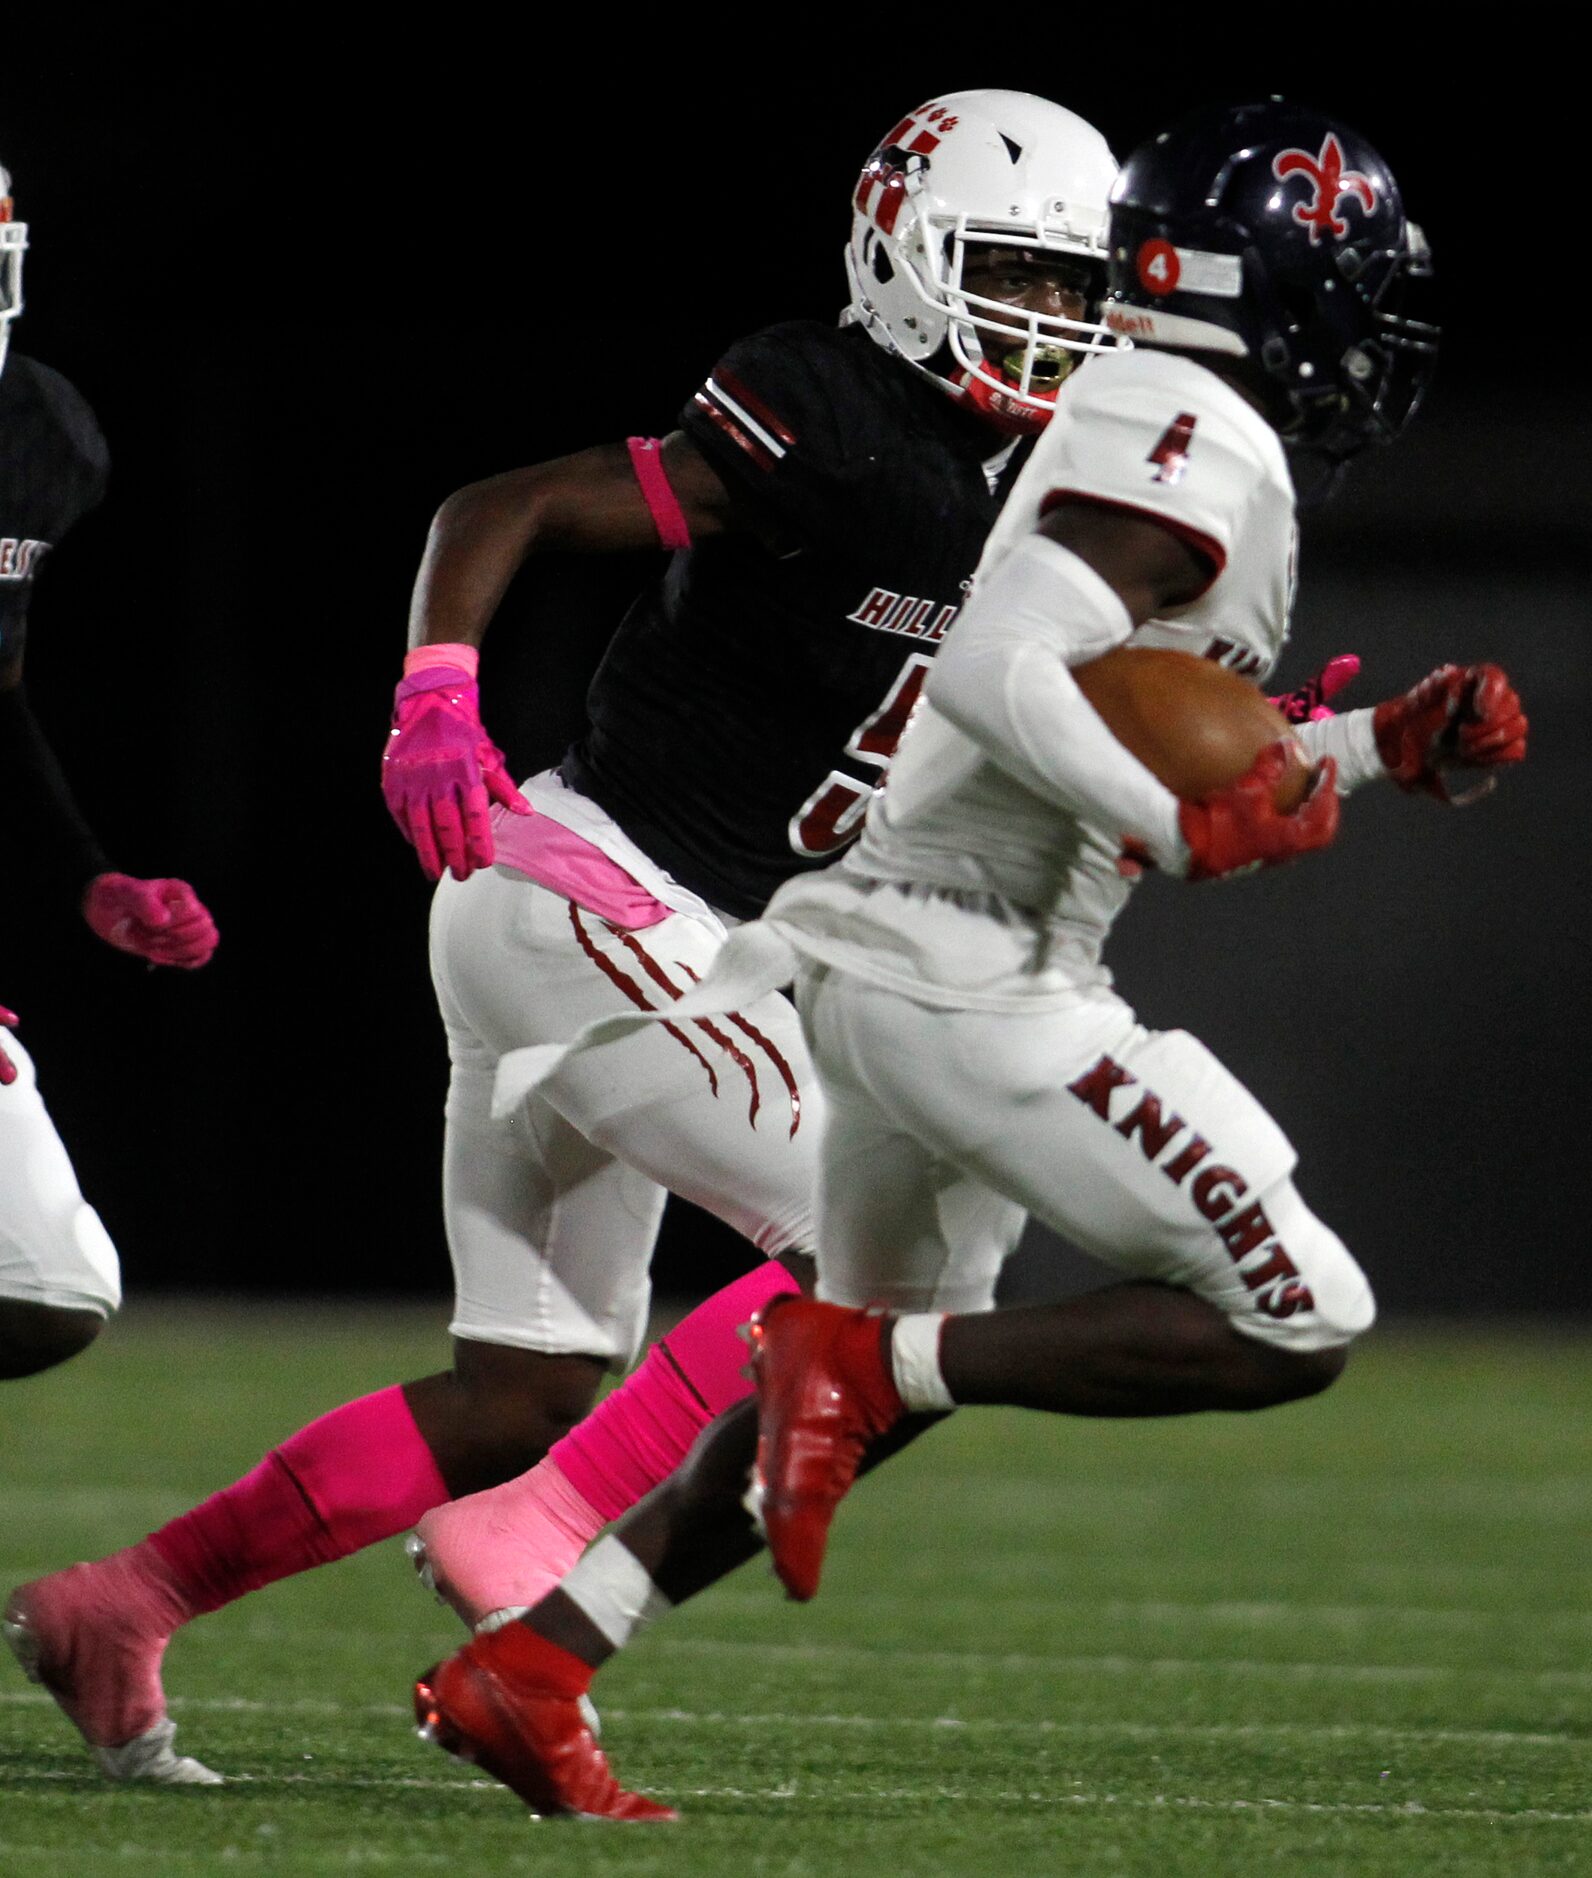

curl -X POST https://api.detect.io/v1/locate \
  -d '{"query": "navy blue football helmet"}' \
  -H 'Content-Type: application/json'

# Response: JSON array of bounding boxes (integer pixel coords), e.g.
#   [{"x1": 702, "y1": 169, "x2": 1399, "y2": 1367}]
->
[{"x1": 1103, "y1": 100, "x2": 1438, "y2": 461}]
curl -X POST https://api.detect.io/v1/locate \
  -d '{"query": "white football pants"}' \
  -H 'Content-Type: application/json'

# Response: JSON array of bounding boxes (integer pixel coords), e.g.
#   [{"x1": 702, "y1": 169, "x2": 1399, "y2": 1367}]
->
[
  {"x1": 797, "y1": 965, "x2": 1373, "y2": 1354},
  {"x1": 0, "y1": 1035, "x2": 122, "y2": 1318},
  {"x1": 429, "y1": 863, "x2": 819, "y2": 1369}
]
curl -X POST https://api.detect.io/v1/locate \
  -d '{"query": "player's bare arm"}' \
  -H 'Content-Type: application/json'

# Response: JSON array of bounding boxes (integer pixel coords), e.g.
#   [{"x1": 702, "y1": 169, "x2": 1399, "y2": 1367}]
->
[
  {"x1": 0, "y1": 618, "x2": 217, "y2": 970},
  {"x1": 407, "y1": 434, "x2": 732, "y2": 651},
  {"x1": 388, "y1": 434, "x2": 739, "y2": 881}
]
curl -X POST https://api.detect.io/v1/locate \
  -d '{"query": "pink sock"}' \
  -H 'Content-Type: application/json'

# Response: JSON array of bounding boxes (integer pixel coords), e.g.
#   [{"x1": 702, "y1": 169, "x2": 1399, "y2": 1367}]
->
[
  {"x1": 147, "y1": 1385, "x2": 450, "y2": 1616},
  {"x1": 553, "y1": 1259, "x2": 801, "y2": 1522}
]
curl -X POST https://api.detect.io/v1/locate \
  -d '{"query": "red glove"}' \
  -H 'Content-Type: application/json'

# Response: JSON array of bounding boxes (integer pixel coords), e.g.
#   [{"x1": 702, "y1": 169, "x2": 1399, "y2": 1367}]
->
[
  {"x1": 1372, "y1": 663, "x2": 1528, "y2": 804},
  {"x1": 82, "y1": 874, "x2": 220, "y2": 969},
  {"x1": 381, "y1": 653, "x2": 530, "y2": 882},
  {"x1": 1179, "y1": 743, "x2": 1340, "y2": 881},
  {"x1": 0, "y1": 1006, "x2": 18, "y2": 1088},
  {"x1": 1270, "y1": 653, "x2": 1361, "y2": 725}
]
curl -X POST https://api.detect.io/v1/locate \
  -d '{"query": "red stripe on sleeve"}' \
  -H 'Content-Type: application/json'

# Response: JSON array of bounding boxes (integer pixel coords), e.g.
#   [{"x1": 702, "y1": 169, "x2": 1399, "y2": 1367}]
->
[
  {"x1": 1039, "y1": 490, "x2": 1227, "y2": 599},
  {"x1": 713, "y1": 367, "x2": 797, "y2": 447},
  {"x1": 693, "y1": 391, "x2": 776, "y2": 471}
]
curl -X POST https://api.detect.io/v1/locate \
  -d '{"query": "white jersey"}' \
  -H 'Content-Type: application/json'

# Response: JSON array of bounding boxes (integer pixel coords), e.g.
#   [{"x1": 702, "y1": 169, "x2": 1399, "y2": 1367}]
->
[
  {"x1": 974, "y1": 346, "x2": 1298, "y2": 677},
  {"x1": 761, "y1": 348, "x2": 1300, "y2": 1010}
]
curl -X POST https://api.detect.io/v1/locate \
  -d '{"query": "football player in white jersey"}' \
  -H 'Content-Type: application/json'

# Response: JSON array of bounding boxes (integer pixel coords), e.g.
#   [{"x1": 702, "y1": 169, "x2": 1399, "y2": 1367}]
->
[
  {"x1": 404, "y1": 99, "x2": 1527, "y2": 1822},
  {"x1": 0, "y1": 161, "x2": 219, "y2": 1395}
]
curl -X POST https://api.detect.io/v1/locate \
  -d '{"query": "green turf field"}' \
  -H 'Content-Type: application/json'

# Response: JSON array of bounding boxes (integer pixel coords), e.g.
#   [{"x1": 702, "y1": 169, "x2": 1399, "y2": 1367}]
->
[{"x1": 1, "y1": 1302, "x2": 1588, "y2": 1876}]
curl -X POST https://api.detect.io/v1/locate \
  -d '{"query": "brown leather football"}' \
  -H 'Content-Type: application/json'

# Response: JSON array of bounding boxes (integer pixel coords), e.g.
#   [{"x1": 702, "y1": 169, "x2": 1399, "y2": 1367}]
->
[{"x1": 1072, "y1": 645, "x2": 1311, "y2": 811}]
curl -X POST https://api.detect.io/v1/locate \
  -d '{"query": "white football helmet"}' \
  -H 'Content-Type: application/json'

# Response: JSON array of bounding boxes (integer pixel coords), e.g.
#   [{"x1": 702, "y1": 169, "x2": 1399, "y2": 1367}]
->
[
  {"x1": 844, "y1": 91, "x2": 1119, "y2": 434},
  {"x1": 0, "y1": 164, "x2": 26, "y2": 377}
]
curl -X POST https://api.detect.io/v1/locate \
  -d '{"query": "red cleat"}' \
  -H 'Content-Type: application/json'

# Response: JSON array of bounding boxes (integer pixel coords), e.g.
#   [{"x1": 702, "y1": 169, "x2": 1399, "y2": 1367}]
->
[
  {"x1": 746, "y1": 1297, "x2": 906, "y2": 1602},
  {"x1": 413, "y1": 1622, "x2": 675, "y2": 1823}
]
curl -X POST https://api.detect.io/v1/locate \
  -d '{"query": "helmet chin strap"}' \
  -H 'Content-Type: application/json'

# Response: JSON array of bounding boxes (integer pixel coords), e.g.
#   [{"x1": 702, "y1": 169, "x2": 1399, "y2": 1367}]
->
[{"x1": 946, "y1": 351, "x2": 1068, "y2": 438}]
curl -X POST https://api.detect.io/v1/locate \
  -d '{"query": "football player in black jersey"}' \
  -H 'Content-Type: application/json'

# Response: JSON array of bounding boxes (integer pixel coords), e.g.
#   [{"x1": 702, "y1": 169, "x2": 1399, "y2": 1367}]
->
[
  {"x1": 8, "y1": 93, "x2": 1125, "y2": 1783},
  {"x1": 0, "y1": 161, "x2": 218, "y2": 1400},
  {"x1": 405, "y1": 98, "x2": 1526, "y2": 1825}
]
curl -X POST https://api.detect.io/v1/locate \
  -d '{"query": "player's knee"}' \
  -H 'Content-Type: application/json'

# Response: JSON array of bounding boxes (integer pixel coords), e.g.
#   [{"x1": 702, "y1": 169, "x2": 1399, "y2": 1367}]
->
[
  {"x1": 1265, "y1": 1338, "x2": 1351, "y2": 1403},
  {"x1": 1230, "y1": 1202, "x2": 1375, "y2": 1369},
  {"x1": 0, "y1": 1299, "x2": 107, "y2": 1379},
  {"x1": 447, "y1": 1342, "x2": 607, "y2": 1486}
]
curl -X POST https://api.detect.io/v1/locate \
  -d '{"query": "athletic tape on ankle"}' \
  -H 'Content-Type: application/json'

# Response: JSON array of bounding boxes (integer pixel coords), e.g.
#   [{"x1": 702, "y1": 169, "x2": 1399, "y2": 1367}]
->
[
  {"x1": 890, "y1": 1314, "x2": 956, "y2": 1412},
  {"x1": 561, "y1": 1536, "x2": 674, "y2": 1650}
]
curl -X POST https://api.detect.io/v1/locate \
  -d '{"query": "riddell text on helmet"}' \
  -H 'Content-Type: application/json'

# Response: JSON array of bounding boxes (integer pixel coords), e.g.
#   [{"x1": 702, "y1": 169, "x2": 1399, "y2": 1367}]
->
[{"x1": 1068, "y1": 1055, "x2": 1316, "y2": 1320}]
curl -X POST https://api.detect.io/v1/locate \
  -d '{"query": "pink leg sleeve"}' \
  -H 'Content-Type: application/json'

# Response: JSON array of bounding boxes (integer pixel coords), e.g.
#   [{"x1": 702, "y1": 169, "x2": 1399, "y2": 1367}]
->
[
  {"x1": 147, "y1": 1385, "x2": 450, "y2": 1615},
  {"x1": 552, "y1": 1259, "x2": 801, "y2": 1523}
]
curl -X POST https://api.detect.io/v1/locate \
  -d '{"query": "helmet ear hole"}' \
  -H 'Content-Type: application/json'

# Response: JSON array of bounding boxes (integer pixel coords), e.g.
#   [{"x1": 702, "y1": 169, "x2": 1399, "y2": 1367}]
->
[{"x1": 871, "y1": 241, "x2": 894, "y2": 286}]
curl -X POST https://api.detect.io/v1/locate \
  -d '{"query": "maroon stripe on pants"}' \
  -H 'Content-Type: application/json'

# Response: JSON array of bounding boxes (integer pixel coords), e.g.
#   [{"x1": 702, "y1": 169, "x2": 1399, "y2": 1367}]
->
[{"x1": 568, "y1": 905, "x2": 719, "y2": 1097}]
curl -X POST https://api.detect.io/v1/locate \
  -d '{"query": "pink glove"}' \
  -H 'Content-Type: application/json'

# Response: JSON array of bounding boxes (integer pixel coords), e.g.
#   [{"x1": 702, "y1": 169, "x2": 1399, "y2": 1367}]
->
[
  {"x1": 1269, "y1": 653, "x2": 1361, "y2": 725},
  {"x1": 0, "y1": 1006, "x2": 18, "y2": 1088},
  {"x1": 82, "y1": 874, "x2": 219, "y2": 969},
  {"x1": 381, "y1": 651, "x2": 530, "y2": 882}
]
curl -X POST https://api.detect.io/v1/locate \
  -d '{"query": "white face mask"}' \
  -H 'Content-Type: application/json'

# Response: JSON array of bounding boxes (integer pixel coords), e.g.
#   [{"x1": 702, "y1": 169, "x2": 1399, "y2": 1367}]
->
[{"x1": 0, "y1": 171, "x2": 26, "y2": 376}]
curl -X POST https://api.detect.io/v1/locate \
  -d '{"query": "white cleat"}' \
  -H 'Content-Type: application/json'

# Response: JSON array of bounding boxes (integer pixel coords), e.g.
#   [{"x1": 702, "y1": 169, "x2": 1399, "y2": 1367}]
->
[
  {"x1": 3, "y1": 1598, "x2": 223, "y2": 1786},
  {"x1": 94, "y1": 1717, "x2": 224, "y2": 1786}
]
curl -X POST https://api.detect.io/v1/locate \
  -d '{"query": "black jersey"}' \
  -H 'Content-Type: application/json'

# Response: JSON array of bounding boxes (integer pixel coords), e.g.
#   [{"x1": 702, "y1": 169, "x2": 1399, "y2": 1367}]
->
[
  {"x1": 0, "y1": 354, "x2": 109, "y2": 663},
  {"x1": 561, "y1": 321, "x2": 1029, "y2": 918},
  {"x1": 0, "y1": 356, "x2": 113, "y2": 896}
]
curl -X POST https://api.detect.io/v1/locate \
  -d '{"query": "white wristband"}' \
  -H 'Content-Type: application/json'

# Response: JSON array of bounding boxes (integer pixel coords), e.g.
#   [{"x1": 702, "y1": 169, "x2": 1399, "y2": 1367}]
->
[{"x1": 1296, "y1": 706, "x2": 1383, "y2": 794}]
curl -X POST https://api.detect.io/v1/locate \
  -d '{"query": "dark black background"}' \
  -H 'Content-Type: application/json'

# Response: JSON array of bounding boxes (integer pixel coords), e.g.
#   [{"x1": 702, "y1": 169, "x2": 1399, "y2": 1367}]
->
[{"x1": 2, "y1": 29, "x2": 1585, "y2": 1317}]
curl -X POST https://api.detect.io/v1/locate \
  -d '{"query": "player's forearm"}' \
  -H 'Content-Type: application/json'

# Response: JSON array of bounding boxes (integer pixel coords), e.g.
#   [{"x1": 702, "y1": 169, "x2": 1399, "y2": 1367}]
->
[
  {"x1": 932, "y1": 640, "x2": 1185, "y2": 864},
  {"x1": 406, "y1": 471, "x2": 551, "y2": 652},
  {"x1": 0, "y1": 682, "x2": 113, "y2": 900},
  {"x1": 406, "y1": 442, "x2": 693, "y2": 653},
  {"x1": 929, "y1": 534, "x2": 1185, "y2": 864}
]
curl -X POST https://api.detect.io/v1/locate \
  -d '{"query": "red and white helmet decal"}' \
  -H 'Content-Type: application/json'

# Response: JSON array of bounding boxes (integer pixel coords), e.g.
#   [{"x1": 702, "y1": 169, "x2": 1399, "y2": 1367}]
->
[
  {"x1": 853, "y1": 100, "x2": 962, "y2": 237},
  {"x1": 1273, "y1": 134, "x2": 1377, "y2": 245}
]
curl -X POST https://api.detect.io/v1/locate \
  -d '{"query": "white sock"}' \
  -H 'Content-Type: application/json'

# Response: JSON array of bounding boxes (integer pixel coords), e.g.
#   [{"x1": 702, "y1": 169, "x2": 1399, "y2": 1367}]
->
[
  {"x1": 890, "y1": 1313, "x2": 956, "y2": 1411},
  {"x1": 558, "y1": 1536, "x2": 673, "y2": 1651}
]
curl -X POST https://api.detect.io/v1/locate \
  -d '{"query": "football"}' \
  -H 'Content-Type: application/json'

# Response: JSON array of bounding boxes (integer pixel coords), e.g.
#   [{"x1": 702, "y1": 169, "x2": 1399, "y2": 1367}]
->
[{"x1": 1072, "y1": 645, "x2": 1311, "y2": 811}]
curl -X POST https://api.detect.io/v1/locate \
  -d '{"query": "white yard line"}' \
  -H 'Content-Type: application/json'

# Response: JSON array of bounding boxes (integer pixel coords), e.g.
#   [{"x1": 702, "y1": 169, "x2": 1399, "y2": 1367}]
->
[
  {"x1": 703, "y1": 1592, "x2": 1592, "y2": 1634},
  {"x1": 1, "y1": 1776, "x2": 1590, "y2": 1828},
  {"x1": 84, "y1": 1620, "x2": 1592, "y2": 1686},
  {"x1": 668, "y1": 1788, "x2": 1592, "y2": 1825},
  {"x1": 3, "y1": 1687, "x2": 1587, "y2": 1749},
  {"x1": 639, "y1": 1635, "x2": 1592, "y2": 1688}
]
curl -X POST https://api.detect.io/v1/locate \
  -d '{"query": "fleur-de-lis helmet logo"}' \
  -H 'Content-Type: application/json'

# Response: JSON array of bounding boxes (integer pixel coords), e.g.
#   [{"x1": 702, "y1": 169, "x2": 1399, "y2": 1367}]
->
[{"x1": 1272, "y1": 134, "x2": 1377, "y2": 244}]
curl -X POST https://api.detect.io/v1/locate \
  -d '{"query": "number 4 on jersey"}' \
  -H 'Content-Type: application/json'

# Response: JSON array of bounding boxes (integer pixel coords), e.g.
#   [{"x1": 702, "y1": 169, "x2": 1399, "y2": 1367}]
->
[
  {"x1": 790, "y1": 655, "x2": 932, "y2": 857},
  {"x1": 1148, "y1": 411, "x2": 1198, "y2": 486}
]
